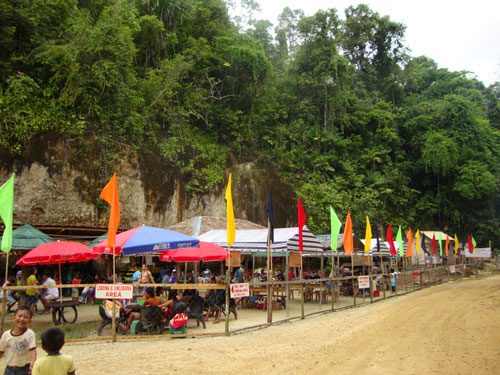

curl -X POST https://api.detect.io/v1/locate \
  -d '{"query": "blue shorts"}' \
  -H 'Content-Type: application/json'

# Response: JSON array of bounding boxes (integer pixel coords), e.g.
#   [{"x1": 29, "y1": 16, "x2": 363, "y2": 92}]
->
[
  {"x1": 27, "y1": 294, "x2": 37, "y2": 307},
  {"x1": 5, "y1": 364, "x2": 31, "y2": 375}
]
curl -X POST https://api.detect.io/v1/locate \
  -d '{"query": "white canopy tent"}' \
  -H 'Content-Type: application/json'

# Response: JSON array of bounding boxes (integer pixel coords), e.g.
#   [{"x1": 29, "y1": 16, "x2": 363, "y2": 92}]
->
[{"x1": 197, "y1": 226, "x2": 323, "y2": 255}]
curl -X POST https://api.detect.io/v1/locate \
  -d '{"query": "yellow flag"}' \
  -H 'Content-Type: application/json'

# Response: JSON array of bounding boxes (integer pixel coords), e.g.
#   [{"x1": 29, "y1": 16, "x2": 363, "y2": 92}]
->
[
  {"x1": 364, "y1": 216, "x2": 372, "y2": 254},
  {"x1": 416, "y1": 230, "x2": 421, "y2": 255},
  {"x1": 225, "y1": 173, "x2": 235, "y2": 247},
  {"x1": 454, "y1": 234, "x2": 459, "y2": 254}
]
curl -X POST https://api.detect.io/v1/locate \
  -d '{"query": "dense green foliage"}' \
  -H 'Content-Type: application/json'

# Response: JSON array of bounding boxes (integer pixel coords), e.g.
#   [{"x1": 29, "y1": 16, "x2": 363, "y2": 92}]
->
[{"x1": 1, "y1": 0, "x2": 500, "y2": 247}]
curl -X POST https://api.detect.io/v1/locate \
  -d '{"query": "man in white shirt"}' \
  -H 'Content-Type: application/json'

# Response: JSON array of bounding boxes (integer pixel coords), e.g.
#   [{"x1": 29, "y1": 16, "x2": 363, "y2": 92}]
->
[{"x1": 40, "y1": 273, "x2": 59, "y2": 314}]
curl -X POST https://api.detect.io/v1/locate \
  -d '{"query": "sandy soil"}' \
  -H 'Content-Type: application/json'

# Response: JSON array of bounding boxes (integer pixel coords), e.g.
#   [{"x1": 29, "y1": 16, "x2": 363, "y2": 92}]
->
[{"x1": 3, "y1": 274, "x2": 500, "y2": 374}]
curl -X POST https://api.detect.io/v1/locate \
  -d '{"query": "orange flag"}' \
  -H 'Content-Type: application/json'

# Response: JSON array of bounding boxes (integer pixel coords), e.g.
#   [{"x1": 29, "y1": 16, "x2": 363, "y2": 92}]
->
[
  {"x1": 100, "y1": 173, "x2": 120, "y2": 251},
  {"x1": 445, "y1": 234, "x2": 449, "y2": 256},
  {"x1": 343, "y1": 212, "x2": 353, "y2": 255},
  {"x1": 406, "y1": 228, "x2": 413, "y2": 257}
]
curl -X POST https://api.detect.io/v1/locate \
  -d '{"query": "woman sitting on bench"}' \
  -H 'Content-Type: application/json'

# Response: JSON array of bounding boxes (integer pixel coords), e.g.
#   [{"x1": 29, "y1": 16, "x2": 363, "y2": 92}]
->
[{"x1": 120, "y1": 288, "x2": 160, "y2": 333}]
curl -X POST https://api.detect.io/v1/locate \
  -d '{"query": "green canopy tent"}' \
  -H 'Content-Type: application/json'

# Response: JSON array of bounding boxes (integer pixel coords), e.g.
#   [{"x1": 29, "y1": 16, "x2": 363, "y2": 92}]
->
[{"x1": 0, "y1": 223, "x2": 55, "y2": 252}]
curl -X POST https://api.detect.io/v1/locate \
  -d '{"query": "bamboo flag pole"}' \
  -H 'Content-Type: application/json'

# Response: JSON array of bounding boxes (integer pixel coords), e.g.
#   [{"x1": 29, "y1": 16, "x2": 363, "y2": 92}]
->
[
  {"x1": 1, "y1": 252, "x2": 9, "y2": 334},
  {"x1": 224, "y1": 248, "x2": 230, "y2": 336},
  {"x1": 266, "y1": 219, "x2": 272, "y2": 323},
  {"x1": 112, "y1": 247, "x2": 117, "y2": 343}
]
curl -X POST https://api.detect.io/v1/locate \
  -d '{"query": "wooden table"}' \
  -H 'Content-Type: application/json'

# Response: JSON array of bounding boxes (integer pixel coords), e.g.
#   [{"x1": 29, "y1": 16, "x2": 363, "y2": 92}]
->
[{"x1": 45, "y1": 301, "x2": 81, "y2": 325}]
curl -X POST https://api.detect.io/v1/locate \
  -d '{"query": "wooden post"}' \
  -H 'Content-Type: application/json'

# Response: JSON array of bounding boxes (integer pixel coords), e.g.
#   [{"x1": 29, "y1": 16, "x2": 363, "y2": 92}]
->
[
  {"x1": 1, "y1": 253, "x2": 9, "y2": 334},
  {"x1": 184, "y1": 262, "x2": 187, "y2": 284},
  {"x1": 351, "y1": 255, "x2": 356, "y2": 308},
  {"x1": 337, "y1": 253, "x2": 341, "y2": 309},
  {"x1": 300, "y1": 266, "x2": 304, "y2": 319},
  {"x1": 225, "y1": 267, "x2": 230, "y2": 336},
  {"x1": 319, "y1": 255, "x2": 324, "y2": 309},
  {"x1": 285, "y1": 252, "x2": 289, "y2": 317}
]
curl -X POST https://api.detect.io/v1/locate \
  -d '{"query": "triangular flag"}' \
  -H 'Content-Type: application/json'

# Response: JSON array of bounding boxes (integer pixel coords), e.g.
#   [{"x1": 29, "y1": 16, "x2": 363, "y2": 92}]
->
[
  {"x1": 266, "y1": 189, "x2": 274, "y2": 243},
  {"x1": 387, "y1": 223, "x2": 396, "y2": 256},
  {"x1": 406, "y1": 228, "x2": 413, "y2": 257},
  {"x1": 225, "y1": 173, "x2": 235, "y2": 247},
  {"x1": 416, "y1": 230, "x2": 421, "y2": 256},
  {"x1": 330, "y1": 206, "x2": 341, "y2": 252},
  {"x1": 438, "y1": 233, "x2": 443, "y2": 256},
  {"x1": 432, "y1": 234, "x2": 436, "y2": 256},
  {"x1": 454, "y1": 234, "x2": 459, "y2": 255},
  {"x1": 298, "y1": 197, "x2": 307, "y2": 253},
  {"x1": 0, "y1": 174, "x2": 15, "y2": 253},
  {"x1": 467, "y1": 235, "x2": 474, "y2": 254},
  {"x1": 471, "y1": 236, "x2": 477, "y2": 254},
  {"x1": 100, "y1": 173, "x2": 120, "y2": 251},
  {"x1": 396, "y1": 225, "x2": 403, "y2": 257},
  {"x1": 364, "y1": 216, "x2": 372, "y2": 254},
  {"x1": 343, "y1": 212, "x2": 353, "y2": 255},
  {"x1": 445, "y1": 234, "x2": 449, "y2": 256}
]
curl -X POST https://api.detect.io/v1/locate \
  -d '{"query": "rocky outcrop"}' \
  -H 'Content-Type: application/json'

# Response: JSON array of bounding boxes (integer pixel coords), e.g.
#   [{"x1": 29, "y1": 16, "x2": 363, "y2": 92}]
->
[{"x1": 1, "y1": 140, "x2": 297, "y2": 229}]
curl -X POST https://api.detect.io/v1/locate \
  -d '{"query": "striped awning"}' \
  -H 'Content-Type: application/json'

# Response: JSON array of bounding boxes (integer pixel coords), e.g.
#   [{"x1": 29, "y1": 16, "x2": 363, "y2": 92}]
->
[{"x1": 197, "y1": 226, "x2": 323, "y2": 254}]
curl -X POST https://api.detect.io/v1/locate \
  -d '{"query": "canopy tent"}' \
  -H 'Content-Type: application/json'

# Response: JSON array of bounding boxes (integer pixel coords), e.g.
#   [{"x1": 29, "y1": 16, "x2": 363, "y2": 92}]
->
[
  {"x1": 87, "y1": 233, "x2": 107, "y2": 249},
  {"x1": 92, "y1": 226, "x2": 199, "y2": 256},
  {"x1": 0, "y1": 223, "x2": 54, "y2": 251},
  {"x1": 197, "y1": 226, "x2": 323, "y2": 255}
]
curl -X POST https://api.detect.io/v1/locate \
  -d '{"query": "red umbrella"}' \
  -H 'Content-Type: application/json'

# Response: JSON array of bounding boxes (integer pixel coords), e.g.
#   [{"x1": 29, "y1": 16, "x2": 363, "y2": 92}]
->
[
  {"x1": 17, "y1": 241, "x2": 99, "y2": 265},
  {"x1": 159, "y1": 242, "x2": 230, "y2": 262}
]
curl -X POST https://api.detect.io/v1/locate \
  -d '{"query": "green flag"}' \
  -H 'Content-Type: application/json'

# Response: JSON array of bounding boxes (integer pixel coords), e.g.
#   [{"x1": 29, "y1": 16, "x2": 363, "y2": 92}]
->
[
  {"x1": 0, "y1": 174, "x2": 15, "y2": 253},
  {"x1": 471, "y1": 236, "x2": 477, "y2": 254},
  {"x1": 330, "y1": 206, "x2": 341, "y2": 252},
  {"x1": 438, "y1": 233, "x2": 443, "y2": 256},
  {"x1": 396, "y1": 225, "x2": 404, "y2": 256}
]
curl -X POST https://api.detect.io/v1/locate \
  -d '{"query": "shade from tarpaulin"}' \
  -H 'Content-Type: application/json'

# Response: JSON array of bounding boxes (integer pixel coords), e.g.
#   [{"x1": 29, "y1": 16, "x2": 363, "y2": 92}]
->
[
  {"x1": 159, "y1": 242, "x2": 230, "y2": 262},
  {"x1": 92, "y1": 226, "x2": 199, "y2": 256},
  {"x1": 0, "y1": 223, "x2": 54, "y2": 251},
  {"x1": 17, "y1": 241, "x2": 99, "y2": 265},
  {"x1": 198, "y1": 226, "x2": 323, "y2": 254}
]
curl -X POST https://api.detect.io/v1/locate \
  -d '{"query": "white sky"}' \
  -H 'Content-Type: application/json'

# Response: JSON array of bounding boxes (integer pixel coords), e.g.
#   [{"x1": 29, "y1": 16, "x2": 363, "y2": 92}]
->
[{"x1": 233, "y1": 0, "x2": 500, "y2": 86}]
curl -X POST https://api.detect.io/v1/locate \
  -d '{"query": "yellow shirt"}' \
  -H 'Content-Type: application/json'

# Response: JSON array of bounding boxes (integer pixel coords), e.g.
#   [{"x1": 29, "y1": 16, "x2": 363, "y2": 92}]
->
[
  {"x1": 32, "y1": 353, "x2": 75, "y2": 375},
  {"x1": 26, "y1": 275, "x2": 37, "y2": 296}
]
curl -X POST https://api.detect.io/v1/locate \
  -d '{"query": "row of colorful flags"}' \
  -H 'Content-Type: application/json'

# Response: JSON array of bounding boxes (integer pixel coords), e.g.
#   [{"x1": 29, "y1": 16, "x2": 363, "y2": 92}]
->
[{"x1": 0, "y1": 173, "x2": 479, "y2": 258}]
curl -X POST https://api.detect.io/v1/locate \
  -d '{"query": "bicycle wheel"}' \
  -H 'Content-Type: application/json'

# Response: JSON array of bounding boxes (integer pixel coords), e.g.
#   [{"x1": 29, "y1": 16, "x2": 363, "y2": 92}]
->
[{"x1": 61, "y1": 306, "x2": 78, "y2": 324}]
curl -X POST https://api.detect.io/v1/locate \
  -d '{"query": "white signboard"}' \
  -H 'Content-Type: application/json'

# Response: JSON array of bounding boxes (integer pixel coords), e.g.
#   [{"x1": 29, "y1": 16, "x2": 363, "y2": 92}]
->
[
  {"x1": 230, "y1": 283, "x2": 249, "y2": 298},
  {"x1": 358, "y1": 276, "x2": 370, "y2": 289},
  {"x1": 95, "y1": 284, "x2": 133, "y2": 300},
  {"x1": 465, "y1": 248, "x2": 492, "y2": 258}
]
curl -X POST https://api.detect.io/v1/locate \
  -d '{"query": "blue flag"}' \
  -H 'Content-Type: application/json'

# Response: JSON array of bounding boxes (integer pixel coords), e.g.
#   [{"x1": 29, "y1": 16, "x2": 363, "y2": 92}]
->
[
  {"x1": 374, "y1": 221, "x2": 380, "y2": 252},
  {"x1": 421, "y1": 233, "x2": 427, "y2": 254},
  {"x1": 266, "y1": 189, "x2": 274, "y2": 243}
]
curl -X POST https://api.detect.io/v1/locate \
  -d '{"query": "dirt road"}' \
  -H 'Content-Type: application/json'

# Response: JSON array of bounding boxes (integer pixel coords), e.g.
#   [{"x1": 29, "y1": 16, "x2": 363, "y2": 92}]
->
[{"x1": 7, "y1": 274, "x2": 500, "y2": 374}]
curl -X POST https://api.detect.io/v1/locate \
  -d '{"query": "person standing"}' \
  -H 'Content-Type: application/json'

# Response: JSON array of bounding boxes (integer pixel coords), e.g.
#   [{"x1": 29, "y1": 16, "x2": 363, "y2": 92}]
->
[
  {"x1": 71, "y1": 273, "x2": 80, "y2": 302},
  {"x1": 0, "y1": 306, "x2": 37, "y2": 374},
  {"x1": 140, "y1": 264, "x2": 155, "y2": 292},
  {"x1": 26, "y1": 268, "x2": 39, "y2": 314}
]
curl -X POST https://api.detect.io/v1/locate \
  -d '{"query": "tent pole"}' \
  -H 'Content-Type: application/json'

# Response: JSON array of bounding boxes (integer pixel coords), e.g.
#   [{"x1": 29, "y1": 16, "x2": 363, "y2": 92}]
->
[
  {"x1": 320, "y1": 254, "x2": 324, "y2": 309},
  {"x1": 1, "y1": 253, "x2": 9, "y2": 334},
  {"x1": 58, "y1": 262, "x2": 63, "y2": 303}
]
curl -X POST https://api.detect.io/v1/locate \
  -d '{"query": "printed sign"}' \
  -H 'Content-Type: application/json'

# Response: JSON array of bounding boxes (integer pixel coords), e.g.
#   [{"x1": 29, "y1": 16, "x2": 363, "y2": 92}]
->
[
  {"x1": 465, "y1": 248, "x2": 492, "y2": 258},
  {"x1": 95, "y1": 284, "x2": 133, "y2": 300},
  {"x1": 230, "y1": 283, "x2": 249, "y2": 298},
  {"x1": 358, "y1": 276, "x2": 370, "y2": 289}
]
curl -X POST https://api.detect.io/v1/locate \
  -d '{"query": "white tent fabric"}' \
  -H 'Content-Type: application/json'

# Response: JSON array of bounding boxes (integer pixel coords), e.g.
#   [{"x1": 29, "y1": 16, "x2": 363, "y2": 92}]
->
[{"x1": 197, "y1": 226, "x2": 323, "y2": 254}]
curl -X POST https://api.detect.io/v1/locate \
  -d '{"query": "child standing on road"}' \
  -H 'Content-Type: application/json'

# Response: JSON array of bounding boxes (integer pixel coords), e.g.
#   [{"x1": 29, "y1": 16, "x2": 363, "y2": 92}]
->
[
  {"x1": 32, "y1": 327, "x2": 75, "y2": 375},
  {"x1": 0, "y1": 306, "x2": 37, "y2": 375}
]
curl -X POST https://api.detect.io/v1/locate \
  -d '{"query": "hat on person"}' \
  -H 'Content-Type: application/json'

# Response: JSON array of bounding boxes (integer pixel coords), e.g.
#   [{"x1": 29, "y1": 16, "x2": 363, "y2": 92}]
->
[
  {"x1": 16, "y1": 271, "x2": 22, "y2": 278},
  {"x1": 172, "y1": 270, "x2": 177, "y2": 273}
]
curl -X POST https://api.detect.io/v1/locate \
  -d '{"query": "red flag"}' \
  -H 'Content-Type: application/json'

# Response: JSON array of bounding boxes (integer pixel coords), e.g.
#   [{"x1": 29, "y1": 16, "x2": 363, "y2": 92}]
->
[
  {"x1": 100, "y1": 173, "x2": 120, "y2": 252},
  {"x1": 343, "y1": 212, "x2": 353, "y2": 255},
  {"x1": 445, "y1": 234, "x2": 449, "y2": 256},
  {"x1": 432, "y1": 234, "x2": 436, "y2": 256},
  {"x1": 298, "y1": 197, "x2": 306, "y2": 252},
  {"x1": 467, "y1": 235, "x2": 474, "y2": 254},
  {"x1": 387, "y1": 222, "x2": 396, "y2": 256}
]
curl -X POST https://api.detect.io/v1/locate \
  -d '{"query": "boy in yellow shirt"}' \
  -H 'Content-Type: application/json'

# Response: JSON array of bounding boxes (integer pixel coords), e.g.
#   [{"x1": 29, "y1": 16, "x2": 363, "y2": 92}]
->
[{"x1": 32, "y1": 328, "x2": 75, "y2": 375}]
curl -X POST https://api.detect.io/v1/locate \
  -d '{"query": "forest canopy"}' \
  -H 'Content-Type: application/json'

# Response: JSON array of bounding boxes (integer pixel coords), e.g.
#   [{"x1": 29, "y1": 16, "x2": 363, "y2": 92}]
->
[{"x1": 1, "y1": 0, "x2": 500, "y2": 248}]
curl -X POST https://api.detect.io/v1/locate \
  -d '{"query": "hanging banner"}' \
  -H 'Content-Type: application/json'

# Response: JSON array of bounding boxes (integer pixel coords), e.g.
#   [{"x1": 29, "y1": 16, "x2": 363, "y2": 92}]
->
[
  {"x1": 95, "y1": 284, "x2": 133, "y2": 300},
  {"x1": 289, "y1": 252, "x2": 302, "y2": 268}
]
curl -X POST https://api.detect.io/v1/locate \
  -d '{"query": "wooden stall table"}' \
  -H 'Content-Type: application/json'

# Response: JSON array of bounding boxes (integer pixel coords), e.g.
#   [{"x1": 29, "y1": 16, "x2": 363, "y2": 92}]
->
[{"x1": 45, "y1": 300, "x2": 81, "y2": 325}]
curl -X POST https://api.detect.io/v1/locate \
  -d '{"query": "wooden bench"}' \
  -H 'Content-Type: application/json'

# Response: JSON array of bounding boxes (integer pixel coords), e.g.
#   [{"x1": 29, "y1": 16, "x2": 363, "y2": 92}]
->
[{"x1": 45, "y1": 301, "x2": 81, "y2": 325}]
